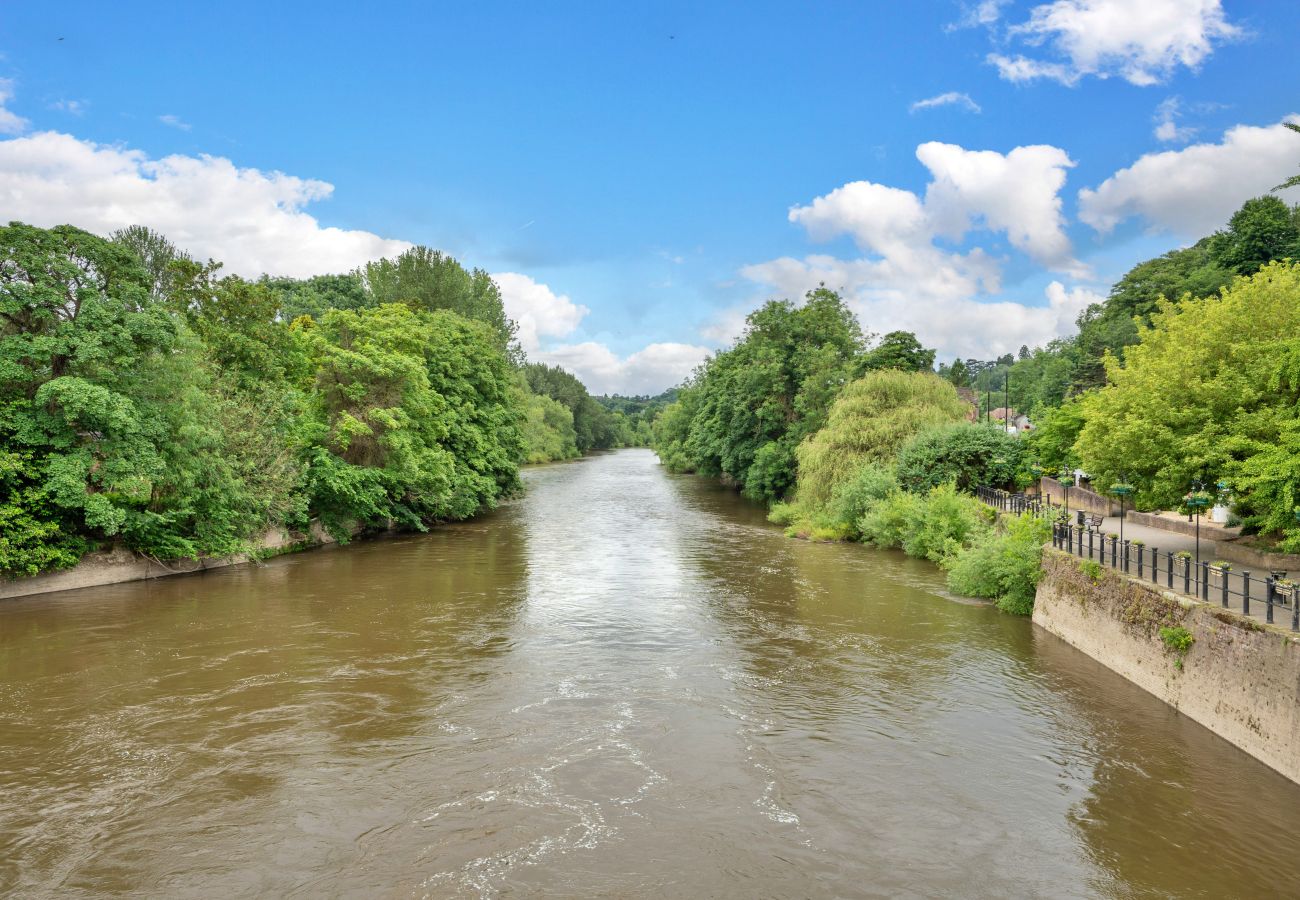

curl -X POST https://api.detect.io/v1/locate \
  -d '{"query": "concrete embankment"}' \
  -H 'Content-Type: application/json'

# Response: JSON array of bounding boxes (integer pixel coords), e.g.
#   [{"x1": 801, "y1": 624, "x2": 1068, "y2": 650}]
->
[
  {"x1": 1034, "y1": 550, "x2": 1300, "y2": 784},
  {"x1": 0, "y1": 524, "x2": 337, "y2": 602}
]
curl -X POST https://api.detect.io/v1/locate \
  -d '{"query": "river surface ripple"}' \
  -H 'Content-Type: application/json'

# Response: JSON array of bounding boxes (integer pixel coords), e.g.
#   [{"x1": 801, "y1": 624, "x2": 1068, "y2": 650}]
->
[{"x1": 2, "y1": 449, "x2": 1299, "y2": 898}]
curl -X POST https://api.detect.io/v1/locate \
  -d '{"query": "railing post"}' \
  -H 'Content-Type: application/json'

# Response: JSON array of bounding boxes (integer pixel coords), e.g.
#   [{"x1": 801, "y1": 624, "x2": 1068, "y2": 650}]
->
[
  {"x1": 1266, "y1": 578, "x2": 1275, "y2": 625},
  {"x1": 1244, "y1": 574, "x2": 1251, "y2": 616},
  {"x1": 1182, "y1": 557, "x2": 1190, "y2": 594},
  {"x1": 1292, "y1": 586, "x2": 1299, "y2": 632},
  {"x1": 1137, "y1": 545, "x2": 1143, "y2": 578},
  {"x1": 1200, "y1": 561, "x2": 1210, "y2": 601},
  {"x1": 1167, "y1": 552, "x2": 1174, "y2": 589},
  {"x1": 1088, "y1": 529, "x2": 1094, "y2": 559},
  {"x1": 1123, "y1": 540, "x2": 1130, "y2": 574},
  {"x1": 1221, "y1": 569, "x2": 1229, "y2": 608},
  {"x1": 1151, "y1": 548, "x2": 1159, "y2": 583}
]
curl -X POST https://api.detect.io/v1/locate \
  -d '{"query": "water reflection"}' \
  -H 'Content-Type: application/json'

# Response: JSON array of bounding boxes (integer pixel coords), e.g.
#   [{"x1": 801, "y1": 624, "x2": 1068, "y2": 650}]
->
[{"x1": 0, "y1": 449, "x2": 1297, "y2": 897}]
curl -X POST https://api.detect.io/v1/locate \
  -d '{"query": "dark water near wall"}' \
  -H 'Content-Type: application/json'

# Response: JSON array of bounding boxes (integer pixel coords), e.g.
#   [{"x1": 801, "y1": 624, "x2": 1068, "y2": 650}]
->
[{"x1": 2, "y1": 449, "x2": 1299, "y2": 898}]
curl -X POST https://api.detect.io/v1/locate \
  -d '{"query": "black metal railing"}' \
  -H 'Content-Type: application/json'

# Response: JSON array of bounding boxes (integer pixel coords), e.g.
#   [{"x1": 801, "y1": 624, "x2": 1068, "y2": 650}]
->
[
  {"x1": 1050, "y1": 522, "x2": 1298, "y2": 631},
  {"x1": 974, "y1": 486, "x2": 1054, "y2": 518}
]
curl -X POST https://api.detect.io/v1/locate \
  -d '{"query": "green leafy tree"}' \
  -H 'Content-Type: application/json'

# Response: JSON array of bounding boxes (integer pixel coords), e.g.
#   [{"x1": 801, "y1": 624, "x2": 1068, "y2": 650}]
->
[
  {"x1": 1075, "y1": 261, "x2": 1300, "y2": 511},
  {"x1": 1208, "y1": 196, "x2": 1300, "y2": 275},
  {"x1": 794, "y1": 369, "x2": 969, "y2": 509},
  {"x1": 674, "y1": 287, "x2": 865, "y2": 502},
  {"x1": 862, "y1": 330, "x2": 935, "y2": 373},
  {"x1": 364, "y1": 246, "x2": 519, "y2": 359},
  {"x1": 895, "y1": 423, "x2": 1022, "y2": 494}
]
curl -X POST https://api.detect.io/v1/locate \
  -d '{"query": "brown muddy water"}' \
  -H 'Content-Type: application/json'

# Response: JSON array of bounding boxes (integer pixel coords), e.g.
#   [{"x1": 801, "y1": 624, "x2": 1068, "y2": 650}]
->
[{"x1": 2, "y1": 449, "x2": 1299, "y2": 898}]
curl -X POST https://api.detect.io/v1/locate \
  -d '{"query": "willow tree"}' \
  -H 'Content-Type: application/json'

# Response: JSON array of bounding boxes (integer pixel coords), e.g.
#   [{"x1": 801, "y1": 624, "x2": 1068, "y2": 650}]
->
[{"x1": 794, "y1": 369, "x2": 970, "y2": 508}]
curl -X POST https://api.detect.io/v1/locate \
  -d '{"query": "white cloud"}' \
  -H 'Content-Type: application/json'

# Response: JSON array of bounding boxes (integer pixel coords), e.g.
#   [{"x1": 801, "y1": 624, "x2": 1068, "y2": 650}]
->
[
  {"x1": 910, "y1": 92, "x2": 982, "y2": 114},
  {"x1": 991, "y1": 0, "x2": 1239, "y2": 86},
  {"x1": 783, "y1": 140, "x2": 1082, "y2": 275},
  {"x1": 948, "y1": 0, "x2": 1011, "y2": 30},
  {"x1": 743, "y1": 256, "x2": 1100, "y2": 359},
  {"x1": 533, "y1": 341, "x2": 709, "y2": 396},
  {"x1": 739, "y1": 138, "x2": 1097, "y2": 359},
  {"x1": 918, "y1": 141, "x2": 1083, "y2": 273},
  {"x1": 492, "y1": 271, "x2": 590, "y2": 354},
  {"x1": 158, "y1": 114, "x2": 191, "y2": 131},
  {"x1": 1079, "y1": 116, "x2": 1300, "y2": 237},
  {"x1": 1153, "y1": 96, "x2": 1197, "y2": 143},
  {"x1": 49, "y1": 99, "x2": 87, "y2": 116},
  {"x1": 0, "y1": 79, "x2": 30, "y2": 135},
  {"x1": 0, "y1": 130, "x2": 412, "y2": 277}
]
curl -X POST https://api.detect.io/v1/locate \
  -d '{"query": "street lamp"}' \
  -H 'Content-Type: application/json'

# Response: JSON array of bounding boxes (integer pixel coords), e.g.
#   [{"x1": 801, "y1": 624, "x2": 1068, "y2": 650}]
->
[
  {"x1": 1111, "y1": 479, "x2": 1134, "y2": 543},
  {"x1": 1185, "y1": 480, "x2": 1212, "y2": 569}
]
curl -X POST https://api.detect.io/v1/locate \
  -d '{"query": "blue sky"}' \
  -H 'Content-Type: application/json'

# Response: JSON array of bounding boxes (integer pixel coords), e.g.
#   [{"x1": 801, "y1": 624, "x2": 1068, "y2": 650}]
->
[{"x1": 1, "y1": 1, "x2": 1298, "y2": 392}]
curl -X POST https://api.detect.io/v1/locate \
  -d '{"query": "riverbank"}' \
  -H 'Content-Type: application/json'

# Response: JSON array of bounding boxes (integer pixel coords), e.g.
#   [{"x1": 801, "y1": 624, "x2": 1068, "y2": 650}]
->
[
  {"x1": 0, "y1": 523, "x2": 339, "y2": 602},
  {"x1": 1033, "y1": 549, "x2": 1300, "y2": 784}
]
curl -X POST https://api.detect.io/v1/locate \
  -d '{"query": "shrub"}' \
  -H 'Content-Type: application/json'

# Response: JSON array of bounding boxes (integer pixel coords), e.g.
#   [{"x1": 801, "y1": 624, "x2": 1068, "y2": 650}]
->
[
  {"x1": 1159, "y1": 625, "x2": 1195, "y2": 670},
  {"x1": 945, "y1": 513, "x2": 1051, "y2": 615},
  {"x1": 901, "y1": 483, "x2": 992, "y2": 563},
  {"x1": 895, "y1": 423, "x2": 1022, "y2": 494},
  {"x1": 859, "y1": 490, "x2": 925, "y2": 550},
  {"x1": 826, "y1": 463, "x2": 898, "y2": 539},
  {"x1": 1079, "y1": 559, "x2": 1103, "y2": 582}
]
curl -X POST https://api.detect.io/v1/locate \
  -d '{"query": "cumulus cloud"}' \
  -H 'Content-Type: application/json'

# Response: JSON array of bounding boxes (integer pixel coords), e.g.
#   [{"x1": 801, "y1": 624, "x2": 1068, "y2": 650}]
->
[
  {"x1": 493, "y1": 271, "x2": 706, "y2": 393},
  {"x1": 0, "y1": 130, "x2": 412, "y2": 277},
  {"x1": 1079, "y1": 116, "x2": 1300, "y2": 237},
  {"x1": 1153, "y1": 97, "x2": 1197, "y2": 143},
  {"x1": 783, "y1": 140, "x2": 1082, "y2": 275},
  {"x1": 743, "y1": 255, "x2": 1100, "y2": 359},
  {"x1": 990, "y1": 0, "x2": 1239, "y2": 86},
  {"x1": 533, "y1": 341, "x2": 709, "y2": 396},
  {"x1": 493, "y1": 271, "x2": 590, "y2": 354},
  {"x1": 738, "y1": 138, "x2": 1098, "y2": 358},
  {"x1": 0, "y1": 79, "x2": 30, "y2": 135},
  {"x1": 910, "y1": 92, "x2": 982, "y2": 114},
  {"x1": 919, "y1": 141, "x2": 1083, "y2": 273}
]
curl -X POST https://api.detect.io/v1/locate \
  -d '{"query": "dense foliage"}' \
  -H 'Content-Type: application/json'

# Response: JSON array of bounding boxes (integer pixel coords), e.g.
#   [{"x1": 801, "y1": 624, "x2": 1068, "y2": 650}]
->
[
  {"x1": 655, "y1": 287, "x2": 867, "y2": 502},
  {"x1": 0, "y1": 221, "x2": 601, "y2": 577}
]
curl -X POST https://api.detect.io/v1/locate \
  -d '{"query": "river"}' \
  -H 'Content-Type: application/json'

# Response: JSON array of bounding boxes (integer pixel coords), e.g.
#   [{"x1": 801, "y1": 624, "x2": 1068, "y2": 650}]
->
[{"x1": 2, "y1": 449, "x2": 1299, "y2": 897}]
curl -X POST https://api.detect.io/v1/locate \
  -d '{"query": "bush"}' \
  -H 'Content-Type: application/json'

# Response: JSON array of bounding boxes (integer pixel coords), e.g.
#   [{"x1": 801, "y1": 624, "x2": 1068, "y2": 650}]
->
[
  {"x1": 826, "y1": 463, "x2": 898, "y2": 539},
  {"x1": 944, "y1": 514, "x2": 1051, "y2": 615},
  {"x1": 860, "y1": 482, "x2": 990, "y2": 562},
  {"x1": 901, "y1": 483, "x2": 993, "y2": 563},
  {"x1": 895, "y1": 423, "x2": 1022, "y2": 494},
  {"x1": 859, "y1": 490, "x2": 925, "y2": 550}
]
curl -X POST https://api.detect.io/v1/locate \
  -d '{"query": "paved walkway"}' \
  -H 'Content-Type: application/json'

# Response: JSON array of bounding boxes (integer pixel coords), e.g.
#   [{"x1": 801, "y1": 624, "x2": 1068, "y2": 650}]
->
[{"x1": 1059, "y1": 515, "x2": 1296, "y2": 631}]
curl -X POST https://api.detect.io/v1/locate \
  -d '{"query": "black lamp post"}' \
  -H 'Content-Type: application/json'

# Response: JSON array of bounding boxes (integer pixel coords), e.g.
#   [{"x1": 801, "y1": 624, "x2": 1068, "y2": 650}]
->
[
  {"x1": 1111, "y1": 479, "x2": 1134, "y2": 543},
  {"x1": 1185, "y1": 481, "x2": 1211, "y2": 569}
]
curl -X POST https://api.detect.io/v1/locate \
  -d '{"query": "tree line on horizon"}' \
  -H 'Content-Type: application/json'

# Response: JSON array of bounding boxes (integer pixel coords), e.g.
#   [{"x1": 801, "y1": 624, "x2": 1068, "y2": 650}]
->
[{"x1": 0, "y1": 223, "x2": 645, "y2": 577}]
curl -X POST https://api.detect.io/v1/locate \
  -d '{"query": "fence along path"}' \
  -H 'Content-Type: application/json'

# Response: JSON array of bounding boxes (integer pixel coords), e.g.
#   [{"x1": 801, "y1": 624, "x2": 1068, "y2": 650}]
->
[{"x1": 975, "y1": 487, "x2": 1298, "y2": 632}]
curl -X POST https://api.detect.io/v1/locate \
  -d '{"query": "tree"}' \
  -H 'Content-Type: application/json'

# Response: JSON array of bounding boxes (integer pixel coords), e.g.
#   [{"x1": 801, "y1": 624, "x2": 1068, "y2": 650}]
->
[
  {"x1": 111, "y1": 224, "x2": 192, "y2": 300},
  {"x1": 895, "y1": 423, "x2": 1023, "y2": 494},
  {"x1": 1272, "y1": 121, "x2": 1300, "y2": 192},
  {"x1": 1209, "y1": 196, "x2": 1300, "y2": 275},
  {"x1": 793, "y1": 369, "x2": 970, "y2": 508},
  {"x1": 674, "y1": 286, "x2": 866, "y2": 502},
  {"x1": 1075, "y1": 261, "x2": 1300, "y2": 512},
  {"x1": 862, "y1": 330, "x2": 935, "y2": 373},
  {"x1": 265, "y1": 272, "x2": 369, "y2": 321},
  {"x1": 363, "y1": 246, "x2": 519, "y2": 359}
]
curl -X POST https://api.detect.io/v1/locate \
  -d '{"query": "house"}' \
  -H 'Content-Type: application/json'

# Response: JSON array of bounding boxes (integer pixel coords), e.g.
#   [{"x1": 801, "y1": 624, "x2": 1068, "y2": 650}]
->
[{"x1": 987, "y1": 407, "x2": 1032, "y2": 434}]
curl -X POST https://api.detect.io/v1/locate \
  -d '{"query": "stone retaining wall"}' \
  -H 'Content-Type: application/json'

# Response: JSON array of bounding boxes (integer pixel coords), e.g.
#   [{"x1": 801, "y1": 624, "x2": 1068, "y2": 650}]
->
[
  {"x1": 1038, "y1": 477, "x2": 1120, "y2": 516},
  {"x1": 0, "y1": 523, "x2": 337, "y2": 602},
  {"x1": 1034, "y1": 550, "x2": 1300, "y2": 784}
]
